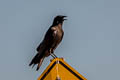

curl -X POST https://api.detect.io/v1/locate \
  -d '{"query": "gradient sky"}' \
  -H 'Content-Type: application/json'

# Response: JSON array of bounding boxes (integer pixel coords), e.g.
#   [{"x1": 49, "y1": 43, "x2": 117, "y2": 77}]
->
[{"x1": 0, "y1": 0, "x2": 120, "y2": 80}]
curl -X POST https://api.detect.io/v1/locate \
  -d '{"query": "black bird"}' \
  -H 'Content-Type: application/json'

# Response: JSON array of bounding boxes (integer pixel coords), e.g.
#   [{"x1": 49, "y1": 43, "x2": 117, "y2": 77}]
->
[{"x1": 29, "y1": 15, "x2": 67, "y2": 71}]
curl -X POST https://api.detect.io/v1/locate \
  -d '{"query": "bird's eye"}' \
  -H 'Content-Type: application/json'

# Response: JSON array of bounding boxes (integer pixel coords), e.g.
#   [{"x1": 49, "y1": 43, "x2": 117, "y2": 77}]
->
[{"x1": 57, "y1": 21, "x2": 59, "y2": 24}]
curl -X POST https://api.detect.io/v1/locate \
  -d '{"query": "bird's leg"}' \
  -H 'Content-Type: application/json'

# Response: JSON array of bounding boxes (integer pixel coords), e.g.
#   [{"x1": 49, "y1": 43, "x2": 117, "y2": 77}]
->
[
  {"x1": 50, "y1": 53, "x2": 56, "y2": 58},
  {"x1": 50, "y1": 48, "x2": 57, "y2": 58},
  {"x1": 49, "y1": 49, "x2": 56, "y2": 58},
  {"x1": 52, "y1": 53, "x2": 57, "y2": 58}
]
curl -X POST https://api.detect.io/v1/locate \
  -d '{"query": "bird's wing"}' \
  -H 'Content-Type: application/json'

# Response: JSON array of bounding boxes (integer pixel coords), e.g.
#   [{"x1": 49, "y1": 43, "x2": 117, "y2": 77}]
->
[
  {"x1": 36, "y1": 27, "x2": 57, "y2": 52},
  {"x1": 36, "y1": 43, "x2": 41, "y2": 52}
]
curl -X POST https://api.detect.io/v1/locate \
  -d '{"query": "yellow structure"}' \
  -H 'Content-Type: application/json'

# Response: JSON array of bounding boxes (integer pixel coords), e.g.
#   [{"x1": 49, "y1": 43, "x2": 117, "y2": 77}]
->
[{"x1": 38, "y1": 58, "x2": 87, "y2": 80}]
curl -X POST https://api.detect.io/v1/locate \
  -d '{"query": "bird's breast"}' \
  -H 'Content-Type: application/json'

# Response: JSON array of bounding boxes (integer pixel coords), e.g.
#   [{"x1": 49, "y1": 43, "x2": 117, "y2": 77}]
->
[{"x1": 56, "y1": 29, "x2": 63, "y2": 40}]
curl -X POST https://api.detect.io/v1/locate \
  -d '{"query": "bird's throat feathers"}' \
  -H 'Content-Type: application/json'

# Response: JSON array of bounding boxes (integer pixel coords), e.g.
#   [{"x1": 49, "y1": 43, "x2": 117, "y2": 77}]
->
[{"x1": 51, "y1": 23, "x2": 62, "y2": 28}]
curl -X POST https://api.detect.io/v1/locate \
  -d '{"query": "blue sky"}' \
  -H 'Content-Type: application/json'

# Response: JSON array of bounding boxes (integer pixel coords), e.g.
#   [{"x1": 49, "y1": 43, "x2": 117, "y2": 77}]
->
[{"x1": 0, "y1": 0, "x2": 120, "y2": 80}]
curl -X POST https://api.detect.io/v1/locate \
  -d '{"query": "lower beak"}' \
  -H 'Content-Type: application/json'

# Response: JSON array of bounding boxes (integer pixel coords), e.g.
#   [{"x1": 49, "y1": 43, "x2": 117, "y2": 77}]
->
[{"x1": 64, "y1": 19, "x2": 67, "y2": 20}]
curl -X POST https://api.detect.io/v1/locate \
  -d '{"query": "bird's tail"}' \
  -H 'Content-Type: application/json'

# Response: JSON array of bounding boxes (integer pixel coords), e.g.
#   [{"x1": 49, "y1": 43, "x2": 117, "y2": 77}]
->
[{"x1": 29, "y1": 53, "x2": 44, "y2": 71}]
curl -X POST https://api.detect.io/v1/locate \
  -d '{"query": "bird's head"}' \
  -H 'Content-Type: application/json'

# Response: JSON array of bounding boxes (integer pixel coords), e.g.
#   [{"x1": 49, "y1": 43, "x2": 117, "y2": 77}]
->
[{"x1": 53, "y1": 15, "x2": 67, "y2": 26}]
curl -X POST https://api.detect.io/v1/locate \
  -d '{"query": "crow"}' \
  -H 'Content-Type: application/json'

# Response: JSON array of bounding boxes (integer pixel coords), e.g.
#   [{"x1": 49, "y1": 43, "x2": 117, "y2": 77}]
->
[{"x1": 29, "y1": 15, "x2": 67, "y2": 71}]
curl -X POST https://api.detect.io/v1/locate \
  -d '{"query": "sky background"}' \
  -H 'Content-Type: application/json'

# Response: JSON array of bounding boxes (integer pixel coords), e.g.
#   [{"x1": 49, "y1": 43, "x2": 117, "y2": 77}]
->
[{"x1": 0, "y1": 0, "x2": 120, "y2": 80}]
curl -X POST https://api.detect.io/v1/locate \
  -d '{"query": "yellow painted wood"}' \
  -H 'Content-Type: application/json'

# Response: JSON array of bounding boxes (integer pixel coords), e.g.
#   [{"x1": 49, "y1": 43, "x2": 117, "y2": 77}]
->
[{"x1": 38, "y1": 58, "x2": 87, "y2": 80}]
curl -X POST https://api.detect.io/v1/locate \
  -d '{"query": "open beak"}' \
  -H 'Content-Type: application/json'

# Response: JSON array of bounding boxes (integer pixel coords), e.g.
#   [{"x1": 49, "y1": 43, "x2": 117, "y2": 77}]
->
[{"x1": 63, "y1": 16, "x2": 67, "y2": 20}]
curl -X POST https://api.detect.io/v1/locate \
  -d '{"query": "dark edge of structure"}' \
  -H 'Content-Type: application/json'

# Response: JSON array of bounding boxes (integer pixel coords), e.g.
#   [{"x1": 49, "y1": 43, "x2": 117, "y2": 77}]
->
[{"x1": 40, "y1": 61, "x2": 83, "y2": 80}]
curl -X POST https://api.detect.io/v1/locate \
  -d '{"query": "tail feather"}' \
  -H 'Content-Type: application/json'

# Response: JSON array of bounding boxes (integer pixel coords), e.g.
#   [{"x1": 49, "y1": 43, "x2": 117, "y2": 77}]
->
[
  {"x1": 36, "y1": 58, "x2": 44, "y2": 71},
  {"x1": 29, "y1": 53, "x2": 39, "y2": 66},
  {"x1": 32, "y1": 64, "x2": 35, "y2": 68},
  {"x1": 29, "y1": 53, "x2": 44, "y2": 71}
]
